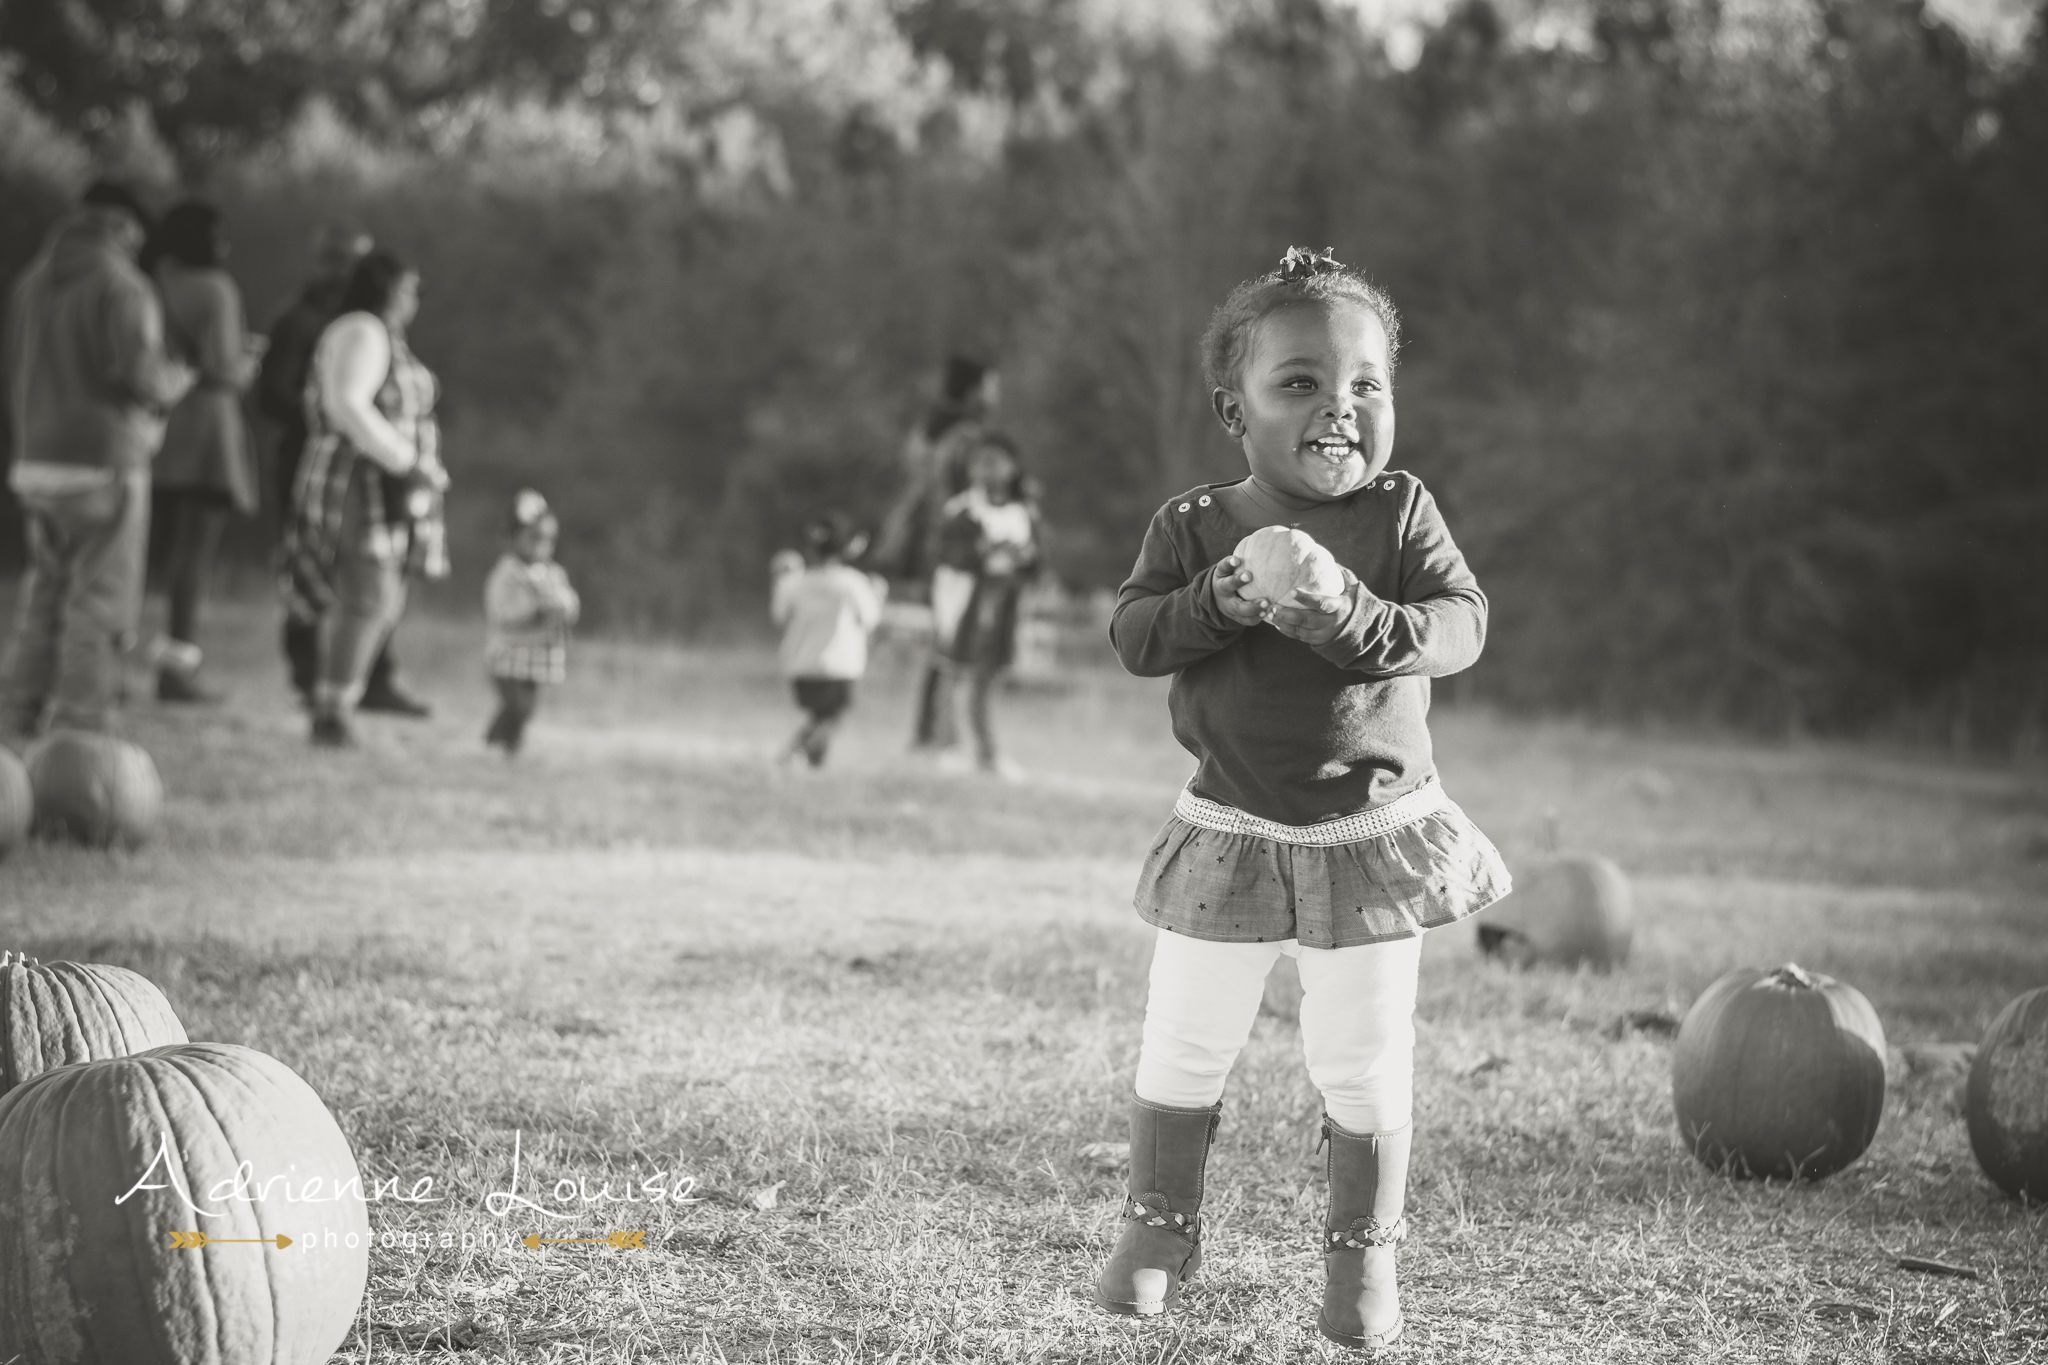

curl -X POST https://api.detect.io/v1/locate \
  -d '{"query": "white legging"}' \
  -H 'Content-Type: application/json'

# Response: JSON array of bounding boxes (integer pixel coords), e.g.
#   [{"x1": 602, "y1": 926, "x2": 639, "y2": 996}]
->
[{"x1": 1135, "y1": 929, "x2": 1421, "y2": 1135}]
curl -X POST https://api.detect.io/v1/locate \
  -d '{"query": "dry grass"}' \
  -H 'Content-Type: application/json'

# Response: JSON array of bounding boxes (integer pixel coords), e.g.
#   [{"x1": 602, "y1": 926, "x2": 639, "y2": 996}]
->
[{"x1": 3, "y1": 595, "x2": 2046, "y2": 1363}]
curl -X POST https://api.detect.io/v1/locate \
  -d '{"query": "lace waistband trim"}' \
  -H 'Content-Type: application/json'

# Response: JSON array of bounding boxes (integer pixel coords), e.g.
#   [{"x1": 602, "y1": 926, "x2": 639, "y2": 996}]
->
[{"x1": 1173, "y1": 777, "x2": 1448, "y2": 847}]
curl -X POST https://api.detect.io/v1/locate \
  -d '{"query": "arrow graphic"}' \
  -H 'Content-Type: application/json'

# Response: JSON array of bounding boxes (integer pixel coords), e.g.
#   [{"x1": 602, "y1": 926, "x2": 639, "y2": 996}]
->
[
  {"x1": 522, "y1": 1230, "x2": 647, "y2": 1250},
  {"x1": 168, "y1": 1232, "x2": 293, "y2": 1250}
]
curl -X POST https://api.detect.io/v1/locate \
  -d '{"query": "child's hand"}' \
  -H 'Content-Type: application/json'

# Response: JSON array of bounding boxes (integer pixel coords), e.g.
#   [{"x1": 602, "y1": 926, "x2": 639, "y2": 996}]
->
[
  {"x1": 1211, "y1": 556, "x2": 1273, "y2": 627},
  {"x1": 1269, "y1": 587, "x2": 1351, "y2": 646}
]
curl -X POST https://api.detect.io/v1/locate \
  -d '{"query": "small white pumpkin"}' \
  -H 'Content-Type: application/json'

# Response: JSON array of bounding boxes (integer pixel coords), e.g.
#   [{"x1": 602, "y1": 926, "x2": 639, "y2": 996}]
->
[{"x1": 1233, "y1": 526, "x2": 1346, "y2": 607}]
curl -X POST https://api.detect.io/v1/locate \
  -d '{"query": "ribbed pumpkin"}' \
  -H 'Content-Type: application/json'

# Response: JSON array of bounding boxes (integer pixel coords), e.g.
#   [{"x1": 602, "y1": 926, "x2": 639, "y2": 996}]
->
[
  {"x1": 1964, "y1": 986, "x2": 2048, "y2": 1204},
  {"x1": 1475, "y1": 853, "x2": 1633, "y2": 970},
  {"x1": 1672, "y1": 964, "x2": 1887, "y2": 1180},
  {"x1": 0, "y1": 1042, "x2": 371, "y2": 1365},
  {"x1": 26, "y1": 731, "x2": 162, "y2": 849},
  {"x1": 0, "y1": 951, "x2": 188, "y2": 1097},
  {"x1": 0, "y1": 746, "x2": 29, "y2": 858}
]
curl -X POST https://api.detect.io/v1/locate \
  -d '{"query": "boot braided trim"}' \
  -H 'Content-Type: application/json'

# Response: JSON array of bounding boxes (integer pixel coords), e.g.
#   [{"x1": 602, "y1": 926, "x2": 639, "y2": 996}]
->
[
  {"x1": 1327, "y1": 1215, "x2": 1407, "y2": 1251},
  {"x1": 1123, "y1": 1192, "x2": 1197, "y2": 1235}
]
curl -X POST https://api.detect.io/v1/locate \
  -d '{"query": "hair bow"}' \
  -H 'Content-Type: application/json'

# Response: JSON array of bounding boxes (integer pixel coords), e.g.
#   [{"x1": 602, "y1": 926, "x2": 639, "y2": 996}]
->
[
  {"x1": 512, "y1": 489, "x2": 551, "y2": 526},
  {"x1": 1277, "y1": 246, "x2": 1343, "y2": 282}
]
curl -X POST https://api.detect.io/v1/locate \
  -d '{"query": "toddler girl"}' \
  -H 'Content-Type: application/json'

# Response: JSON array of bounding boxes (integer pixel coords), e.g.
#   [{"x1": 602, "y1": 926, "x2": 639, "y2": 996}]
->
[
  {"x1": 483, "y1": 489, "x2": 579, "y2": 755},
  {"x1": 1093, "y1": 247, "x2": 1510, "y2": 1349},
  {"x1": 771, "y1": 513, "x2": 885, "y2": 768}
]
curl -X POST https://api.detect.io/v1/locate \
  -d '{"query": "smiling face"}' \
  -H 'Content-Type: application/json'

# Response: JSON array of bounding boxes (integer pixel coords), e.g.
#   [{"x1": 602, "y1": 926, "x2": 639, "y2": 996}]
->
[{"x1": 1212, "y1": 299, "x2": 1394, "y2": 502}]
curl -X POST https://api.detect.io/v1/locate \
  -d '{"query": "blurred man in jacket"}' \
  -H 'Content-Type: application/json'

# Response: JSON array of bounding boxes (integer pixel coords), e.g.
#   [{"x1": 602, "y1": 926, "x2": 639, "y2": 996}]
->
[{"x1": 1, "y1": 182, "x2": 194, "y2": 743}]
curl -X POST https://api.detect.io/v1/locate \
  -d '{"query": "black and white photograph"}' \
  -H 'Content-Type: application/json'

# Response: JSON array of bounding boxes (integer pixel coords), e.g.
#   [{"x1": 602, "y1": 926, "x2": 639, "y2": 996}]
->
[{"x1": 0, "y1": 0, "x2": 2044, "y2": 1359}]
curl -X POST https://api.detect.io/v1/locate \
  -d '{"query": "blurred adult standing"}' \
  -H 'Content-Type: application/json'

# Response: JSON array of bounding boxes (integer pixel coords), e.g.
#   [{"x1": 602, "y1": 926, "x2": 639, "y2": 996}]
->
[
  {"x1": 257, "y1": 226, "x2": 427, "y2": 714},
  {"x1": 279, "y1": 248, "x2": 449, "y2": 747},
  {"x1": 143, "y1": 200, "x2": 264, "y2": 703},
  {"x1": 0, "y1": 182, "x2": 194, "y2": 744},
  {"x1": 872, "y1": 353, "x2": 1001, "y2": 752}
]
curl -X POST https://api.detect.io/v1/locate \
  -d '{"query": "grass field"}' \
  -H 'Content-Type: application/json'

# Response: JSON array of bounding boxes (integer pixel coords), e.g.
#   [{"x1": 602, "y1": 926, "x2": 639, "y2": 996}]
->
[{"x1": 3, "y1": 593, "x2": 2046, "y2": 1364}]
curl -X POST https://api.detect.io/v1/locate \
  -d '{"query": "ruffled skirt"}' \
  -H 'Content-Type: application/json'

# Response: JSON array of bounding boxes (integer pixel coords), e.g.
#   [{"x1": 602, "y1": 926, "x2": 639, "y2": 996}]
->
[{"x1": 1134, "y1": 785, "x2": 1512, "y2": 949}]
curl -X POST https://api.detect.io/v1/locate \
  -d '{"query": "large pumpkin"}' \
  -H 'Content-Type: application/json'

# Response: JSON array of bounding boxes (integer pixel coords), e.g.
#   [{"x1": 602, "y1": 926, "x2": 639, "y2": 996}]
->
[
  {"x1": 1672, "y1": 964, "x2": 1887, "y2": 1180},
  {"x1": 26, "y1": 732, "x2": 162, "y2": 850},
  {"x1": 0, "y1": 1042, "x2": 371, "y2": 1365},
  {"x1": 0, "y1": 747, "x2": 29, "y2": 858},
  {"x1": 0, "y1": 951, "x2": 188, "y2": 1097},
  {"x1": 1964, "y1": 986, "x2": 2048, "y2": 1204},
  {"x1": 1475, "y1": 853, "x2": 1633, "y2": 970}
]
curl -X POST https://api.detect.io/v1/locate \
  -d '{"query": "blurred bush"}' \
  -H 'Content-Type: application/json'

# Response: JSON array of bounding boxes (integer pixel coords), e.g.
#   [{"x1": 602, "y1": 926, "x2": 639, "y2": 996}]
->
[{"x1": 0, "y1": 0, "x2": 2043, "y2": 750}]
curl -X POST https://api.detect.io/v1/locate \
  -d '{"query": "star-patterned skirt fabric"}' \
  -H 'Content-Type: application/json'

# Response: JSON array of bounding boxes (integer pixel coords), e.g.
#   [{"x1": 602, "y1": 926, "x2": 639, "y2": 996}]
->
[{"x1": 1133, "y1": 786, "x2": 1511, "y2": 949}]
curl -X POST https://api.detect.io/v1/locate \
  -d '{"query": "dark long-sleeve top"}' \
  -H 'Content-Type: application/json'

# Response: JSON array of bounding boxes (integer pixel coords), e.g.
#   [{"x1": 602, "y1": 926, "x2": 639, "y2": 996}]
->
[
  {"x1": 153, "y1": 262, "x2": 259, "y2": 511},
  {"x1": 1111, "y1": 472, "x2": 1487, "y2": 826}
]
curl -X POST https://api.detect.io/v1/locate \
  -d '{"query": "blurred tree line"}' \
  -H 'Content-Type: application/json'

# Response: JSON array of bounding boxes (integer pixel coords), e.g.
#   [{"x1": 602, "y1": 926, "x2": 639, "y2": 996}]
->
[{"x1": 1, "y1": 0, "x2": 2043, "y2": 749}]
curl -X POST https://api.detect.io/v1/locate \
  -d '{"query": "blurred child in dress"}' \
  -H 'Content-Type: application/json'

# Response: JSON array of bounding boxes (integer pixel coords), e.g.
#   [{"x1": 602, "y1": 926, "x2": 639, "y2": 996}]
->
[
  {"x1": 484, "y1": 489, "x2": 579, "y2": 755},
  {"x1": 771, "y1": 514, "x2": 886, "y2": 768},
  {"x1": 935, "y1": 432, "x2": 1041, "y2": 778}
]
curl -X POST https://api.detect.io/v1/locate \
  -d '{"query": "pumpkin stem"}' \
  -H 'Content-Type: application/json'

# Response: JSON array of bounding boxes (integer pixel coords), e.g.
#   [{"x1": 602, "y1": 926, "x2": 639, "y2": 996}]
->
[{"x1": 1765, "y1": 963, "x2": 1817, "y2": 991}]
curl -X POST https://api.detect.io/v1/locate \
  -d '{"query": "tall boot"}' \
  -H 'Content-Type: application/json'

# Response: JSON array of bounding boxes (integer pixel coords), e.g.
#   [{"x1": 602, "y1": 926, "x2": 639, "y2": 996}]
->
[
  {"x1": 1094, "y1": 1097, "x2": 1220, "y2": 1316},
  {"x1": 1318, "y1": 1117, "x2": 1410, "y2": 1350}
]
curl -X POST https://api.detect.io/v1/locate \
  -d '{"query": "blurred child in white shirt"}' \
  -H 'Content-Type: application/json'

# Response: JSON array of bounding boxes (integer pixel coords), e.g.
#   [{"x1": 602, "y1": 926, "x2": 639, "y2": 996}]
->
[
  {"x1": 771, "y1": 513, "x2": 885, "y2": 768},
  {"x1": 484, "y1": 489, "x2": 579, "y2": 755}
]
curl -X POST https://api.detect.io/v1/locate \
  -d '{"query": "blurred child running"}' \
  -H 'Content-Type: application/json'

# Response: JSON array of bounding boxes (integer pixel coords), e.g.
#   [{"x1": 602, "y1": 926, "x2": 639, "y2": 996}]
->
[
  {"x1": 483, "y1": 489, "x2": 578, "y2": 755},
  {"x1": 771, "y1": 513, "x2": 886, "y2": 768}
]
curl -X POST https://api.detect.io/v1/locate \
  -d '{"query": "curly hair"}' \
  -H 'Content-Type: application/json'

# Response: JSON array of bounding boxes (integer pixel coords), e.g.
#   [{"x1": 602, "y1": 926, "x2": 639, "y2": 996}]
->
[
  {"x1": 1199, "y1": 251, "x2": 1403, "y2": 393},
  {"x1": 338, "y1": 248, "x2": 416, "y2": 320}
]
